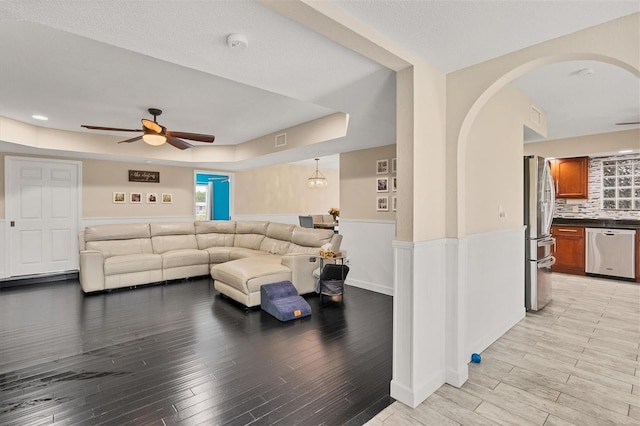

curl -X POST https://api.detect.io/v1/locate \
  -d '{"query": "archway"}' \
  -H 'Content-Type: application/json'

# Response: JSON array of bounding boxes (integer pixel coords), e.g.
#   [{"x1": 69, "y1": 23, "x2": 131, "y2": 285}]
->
[{"x1": 443, "y1": 19, "x2": 640, "y2": 392}]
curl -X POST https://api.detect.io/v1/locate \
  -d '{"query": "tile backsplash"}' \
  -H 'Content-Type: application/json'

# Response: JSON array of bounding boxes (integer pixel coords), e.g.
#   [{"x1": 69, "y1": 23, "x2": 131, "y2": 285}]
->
[{"x1": 554, "y1": 153, "x2": 640, "y2": 220}]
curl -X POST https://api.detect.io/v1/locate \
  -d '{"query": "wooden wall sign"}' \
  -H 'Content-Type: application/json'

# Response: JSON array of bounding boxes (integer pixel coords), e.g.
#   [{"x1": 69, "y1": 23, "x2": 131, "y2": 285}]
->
[{"x1": 129, "y1": 170, "x2": 160, "y2": 183}]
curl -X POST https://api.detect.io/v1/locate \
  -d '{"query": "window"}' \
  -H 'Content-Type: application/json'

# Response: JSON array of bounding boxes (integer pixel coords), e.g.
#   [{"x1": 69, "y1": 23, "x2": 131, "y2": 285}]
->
[{"x1": 601, "y1": 158, "x2": 640, "y2": 210}]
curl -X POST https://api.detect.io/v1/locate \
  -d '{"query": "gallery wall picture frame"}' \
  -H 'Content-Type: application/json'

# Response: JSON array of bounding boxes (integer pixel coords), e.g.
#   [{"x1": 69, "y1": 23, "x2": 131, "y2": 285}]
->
[
  {"x1": 162, "y1": 193, "x2": 173, "y2": 204},
  {"x1": 113, "y1": 192, "x2": 126, "y2": 204},
  {"x1": 376, "y1": 159, "x2": 389, "y2": 174},
  {"x1": 146, "y1": 193, "x2": 158, "y2": 204},
  {"x1": 376, "y1": 196, "x2": 389, "y2": 212},
  {"x1": 391, "y1": 157, "x2": 397, "y2": 174},
  {"x1": 376, "y1": 177, "x2": 389, "y2": 192},
  {"x1": 130, "y1": 192, "x2": 142, "y2": 204},
  {"x1": 392, "y1": 196, "x2": 397, "y2": 212},
  {"x1": 392, "y1": 176, "x2": 397, "y2": 192}
]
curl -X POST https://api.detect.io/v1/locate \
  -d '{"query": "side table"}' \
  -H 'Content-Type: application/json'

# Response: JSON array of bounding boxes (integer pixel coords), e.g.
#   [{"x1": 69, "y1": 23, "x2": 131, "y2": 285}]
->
[{"x1": 316, "y1": 257, "x2": 348, "y2": 305}]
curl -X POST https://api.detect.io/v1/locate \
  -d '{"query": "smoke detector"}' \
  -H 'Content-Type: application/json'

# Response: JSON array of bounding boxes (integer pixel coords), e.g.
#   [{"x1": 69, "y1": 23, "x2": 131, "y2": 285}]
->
[
  {"x1": 574, "y1": 67, "x2": 595, "y2": 77},
  {"x1": 227, "y1": 33, "x2": 248, "y2": 49}
]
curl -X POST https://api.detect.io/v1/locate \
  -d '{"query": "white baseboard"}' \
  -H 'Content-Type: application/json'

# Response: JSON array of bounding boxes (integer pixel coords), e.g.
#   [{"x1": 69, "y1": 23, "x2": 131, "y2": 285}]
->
[
  {"x1": 0, "y1": 220, "x2": 6, "y2": 279},
  {"x1": 346, "y1": 278, "x2": 394, "y2": 296}
]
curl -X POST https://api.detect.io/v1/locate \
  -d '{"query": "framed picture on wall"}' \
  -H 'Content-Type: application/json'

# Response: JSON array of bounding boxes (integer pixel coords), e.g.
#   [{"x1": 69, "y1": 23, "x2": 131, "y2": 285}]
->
[
  {"x1": 162, "y1": 193, "x2": 173, "y2": 203},
  {"x1": 113, "y1": 192, "x2": 126, "y2": 204},
  {"x1": 391, "y1": 157, "x2": 397, "y2": 174},
  {"x1": 376, "y1": 196, "x2": 389, "y2": 212},
  {"x1": 130, "y1": 192, "x2": 142, "y2": 203},
  {"x1": 376, "y1": 159, "x2": 389, "y2": 174},
  {"x1": 146, "y1": 193, "x2": 158, "y2": 204},
  {"x1": 392, "y1": 176, "x2": 397, "y2": 192},
  {"x1": 376, "y1": 177, "x2": 389, "y2": 192},
  {"x1": 392, "y1": 196, "x2": 397, "y2": 212}
]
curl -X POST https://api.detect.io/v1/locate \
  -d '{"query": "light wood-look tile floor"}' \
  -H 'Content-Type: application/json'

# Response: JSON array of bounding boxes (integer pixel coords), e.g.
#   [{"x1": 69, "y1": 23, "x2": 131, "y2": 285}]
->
[{"x1": 367, "y1": 273, "x2": 640, "y2": 426}]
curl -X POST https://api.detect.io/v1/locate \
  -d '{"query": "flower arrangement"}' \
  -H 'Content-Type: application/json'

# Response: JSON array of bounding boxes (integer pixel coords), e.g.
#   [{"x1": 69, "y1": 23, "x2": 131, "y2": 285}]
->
[{"x1": 328, "y1": 207, "x2": 340, "y2": 216}]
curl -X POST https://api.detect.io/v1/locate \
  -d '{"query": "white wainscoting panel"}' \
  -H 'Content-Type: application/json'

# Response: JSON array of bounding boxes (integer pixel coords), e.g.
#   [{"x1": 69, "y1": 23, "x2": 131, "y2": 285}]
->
[
  {"x1": 0, "y1": 220, "x2": 6, "y2": 279},
  {"x1": 338, "y1": 219, "x2": 396, "y2": 295},
  {"x1": 232, "y1": 214, "x2": 299, "y2": 225},
  {"x1": 391, "y1": 238, "x2": 447, "y2": 407},
  {"x1": 81, "y1": 216, "x2": 195, "y2": 228},
  {"x1": 463, "y1": 227, "x2": 526, "y2": 359},
  {"x1": 445, "y1": 237, "x2": 468, "y2": 387}
]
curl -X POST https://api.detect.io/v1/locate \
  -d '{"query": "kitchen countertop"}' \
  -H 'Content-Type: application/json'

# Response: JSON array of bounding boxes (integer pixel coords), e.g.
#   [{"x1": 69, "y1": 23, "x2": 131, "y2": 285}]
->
[{"x1": 552, "y1": 218, "x2": 640, "y2": 230}]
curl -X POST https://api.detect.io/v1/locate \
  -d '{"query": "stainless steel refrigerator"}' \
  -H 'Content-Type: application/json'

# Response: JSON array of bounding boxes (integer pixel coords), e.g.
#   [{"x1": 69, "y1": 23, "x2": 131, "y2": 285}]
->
[{"x1": 524, "y1": 155, "x2": 556, "y2": 311}]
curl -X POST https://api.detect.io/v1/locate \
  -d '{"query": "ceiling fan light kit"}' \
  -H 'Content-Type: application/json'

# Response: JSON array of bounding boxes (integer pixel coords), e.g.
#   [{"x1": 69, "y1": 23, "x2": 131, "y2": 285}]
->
[
  {"x1": 81, "y1": 108, "x2": 215, "y2": 150},
  {"x1": 142, "y1": 133, "x2": 166, "y2": 146}
]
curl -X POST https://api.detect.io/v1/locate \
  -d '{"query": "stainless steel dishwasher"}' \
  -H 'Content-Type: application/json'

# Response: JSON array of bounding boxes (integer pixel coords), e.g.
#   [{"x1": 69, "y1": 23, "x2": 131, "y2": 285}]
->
[{"x1": 585, "y1": 228, "x2": 636, "y2": 279}]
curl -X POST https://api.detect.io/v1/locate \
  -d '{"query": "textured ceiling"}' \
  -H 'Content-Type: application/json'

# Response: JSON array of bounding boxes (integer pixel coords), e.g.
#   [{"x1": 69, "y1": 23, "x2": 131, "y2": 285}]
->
[
  {"x1": 331, "y1": 0, "x2": 640, "y2": 72},
  {"x1": 0, "y1": 0, "x2": 638, "y2": 169}
]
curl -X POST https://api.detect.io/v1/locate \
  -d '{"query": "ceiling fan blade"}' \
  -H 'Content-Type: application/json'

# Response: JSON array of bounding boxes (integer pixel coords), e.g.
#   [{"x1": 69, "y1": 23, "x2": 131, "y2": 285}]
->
[
  {"x1": 142, "y1": 119, "x2": 163, "y2": 134},
  {"x1": 615, "y1": 121, "x2": 640, "y2": 125},
  {"x1": 166, "y1": 130, "x2": 215, "y2": 143},
  {"x1": 82, "y1": 125, "x2": 141, "y2": 132},
  {"x1": 166, "y1": 135, "x2": 193, "y2": 150},
  {"x1": 118, "y1": 136, "x2": 143, "y2": 144}
]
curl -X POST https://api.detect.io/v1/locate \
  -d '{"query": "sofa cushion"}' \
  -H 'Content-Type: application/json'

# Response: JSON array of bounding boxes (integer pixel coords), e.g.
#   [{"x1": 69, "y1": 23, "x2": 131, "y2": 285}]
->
[
  {"x1": 289, "y1": 228, "x2": 334, "y2": 251},
  {"x1": 162, "y1": 249, "x2": 209, "y2": 268},
  {"x1": 152, "y1": 234, "x2": 198, "y2": 254},
  {"x1": 233, "y1": 221, "x2": 268, "y2": 249},
  {"x1": 194, "y1": 220, "x2": 237, "y2": 234},
  {"x1": 86, "y1": 239, "x2": 153, "y2": 258},
  {"x1": 84, "y1": 223, "x2": 150, "y2": 242},
  {"x1": 196, "y1": 233, "x2": 235, "y2": 249},
  {"x1": 150, "y1": 222, "x2": 195, "y2": 236},
  {"x1": 204, "y1": 247, "x2": 234, "y2": 264},
  {"x1": 195, "y1": 221, "x2": 237, "y2": 249},
  {"x1": 229, "y1": 248, "x2": 270, "y2": 260},
  {"x1": 236, "y1": 221, "x2": 269, "y2": 235},
  {"x1": 104, "y1": 254, "x2": 162, "y2": 275},
  {"x1": 234, "y1": 234, "x2": 265, "y2": 250},
  {"x1": 211, "y1": 256, "x2": 291, "y2": 294},
  {"x1": 260, "y1": 237, "x2": 291, "y2": 255}
]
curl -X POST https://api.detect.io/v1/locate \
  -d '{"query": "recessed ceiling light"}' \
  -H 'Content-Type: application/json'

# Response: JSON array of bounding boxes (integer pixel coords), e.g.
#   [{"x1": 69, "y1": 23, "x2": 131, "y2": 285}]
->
[{"x1": 32, "y1": 114, "x2": 48, "y2": 121}]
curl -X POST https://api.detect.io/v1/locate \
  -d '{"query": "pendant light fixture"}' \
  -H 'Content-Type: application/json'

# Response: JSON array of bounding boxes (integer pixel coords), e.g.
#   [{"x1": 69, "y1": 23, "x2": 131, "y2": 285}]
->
[{"x1": 307, "y1": 158, "x2": 328, "y2": 189}]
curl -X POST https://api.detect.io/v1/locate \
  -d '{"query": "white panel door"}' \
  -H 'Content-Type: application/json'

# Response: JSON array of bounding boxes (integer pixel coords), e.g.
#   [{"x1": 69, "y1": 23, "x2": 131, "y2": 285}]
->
[{"x1": 6, "y1": 157, "x2": 80, "y2": 277}]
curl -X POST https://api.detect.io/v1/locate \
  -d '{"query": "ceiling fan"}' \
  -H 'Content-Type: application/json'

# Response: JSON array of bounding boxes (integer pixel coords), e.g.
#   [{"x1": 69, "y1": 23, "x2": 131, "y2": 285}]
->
[{"x1": 81, "y1": 108, "x2": 215, "y2": 150}]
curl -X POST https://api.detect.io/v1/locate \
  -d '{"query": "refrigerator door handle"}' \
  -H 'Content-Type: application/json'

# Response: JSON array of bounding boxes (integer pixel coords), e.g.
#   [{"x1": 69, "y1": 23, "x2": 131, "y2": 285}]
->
[
  {"x1": 538, "y1": 256, "x2": 556, "y2": 269},
  {"x1": 537, "y1": 237, "x2": 556, "y2": 247}
]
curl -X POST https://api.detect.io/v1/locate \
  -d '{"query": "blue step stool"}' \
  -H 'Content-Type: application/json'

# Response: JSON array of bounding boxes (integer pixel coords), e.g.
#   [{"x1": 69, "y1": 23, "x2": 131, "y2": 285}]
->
[{"x1": 260, "y1": 281, "x2": 311, "y2": 321}]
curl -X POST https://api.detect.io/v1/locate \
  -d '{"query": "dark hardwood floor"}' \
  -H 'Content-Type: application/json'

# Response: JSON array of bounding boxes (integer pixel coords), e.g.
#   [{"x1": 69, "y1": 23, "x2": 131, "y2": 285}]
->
[{"x1": 0, "y1": 278, "x2": 393, "y2": 425}]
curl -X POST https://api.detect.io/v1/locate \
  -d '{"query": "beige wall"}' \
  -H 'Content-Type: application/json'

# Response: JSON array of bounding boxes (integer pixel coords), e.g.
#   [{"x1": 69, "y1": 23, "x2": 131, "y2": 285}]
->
[
  {"x1": 465, "y1": 84, "x2": 536, "y2": 235},
  {"x1": 340, "y1": 144, "x2": 396, "y2": 221},
  {"x1": 448, "y1": 13, "x2": 639, "y2": 238},
  {"x1": 82, "y1": 159, "x2": 195, "y2": 218},
  {"x1": 524, "y1": 129, "x2": 640, "y2": 158},
  {"x1": 0, "y1": 152, "x2": 216, "y2": 220},
  {"x1": 233, "y1": 163, "x2": 339, "y2": 215}
]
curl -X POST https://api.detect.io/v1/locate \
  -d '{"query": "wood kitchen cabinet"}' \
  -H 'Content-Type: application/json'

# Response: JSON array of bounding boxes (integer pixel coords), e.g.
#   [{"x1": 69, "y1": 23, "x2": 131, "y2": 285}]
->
[
  {"x1": 551, "y1": 225, "x2": 585, "y2": 275},
  {"x1": 550, "y1": 157, "x2": 589, "y2": 199}
]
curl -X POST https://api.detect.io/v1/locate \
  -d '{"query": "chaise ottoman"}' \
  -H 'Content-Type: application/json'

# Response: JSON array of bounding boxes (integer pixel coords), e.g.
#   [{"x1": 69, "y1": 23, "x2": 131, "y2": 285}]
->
[{"x1": 211, "y1": 256, "x2": 292, "y2": 307}]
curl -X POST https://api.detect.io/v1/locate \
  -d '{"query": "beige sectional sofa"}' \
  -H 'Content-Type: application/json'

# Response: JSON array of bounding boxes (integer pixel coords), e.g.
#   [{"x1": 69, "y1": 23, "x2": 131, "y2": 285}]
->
[{"x1": 78, "y1": 220, "x2": 342, "y2": 307}]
